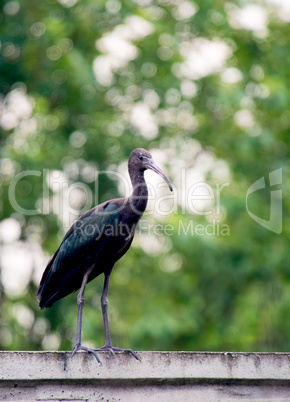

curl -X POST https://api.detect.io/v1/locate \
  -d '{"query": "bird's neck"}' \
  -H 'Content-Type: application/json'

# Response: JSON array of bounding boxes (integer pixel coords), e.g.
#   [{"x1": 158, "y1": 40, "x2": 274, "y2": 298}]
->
[{"x1": 129, "y1": 170, "x2": 148, "y2": 216}]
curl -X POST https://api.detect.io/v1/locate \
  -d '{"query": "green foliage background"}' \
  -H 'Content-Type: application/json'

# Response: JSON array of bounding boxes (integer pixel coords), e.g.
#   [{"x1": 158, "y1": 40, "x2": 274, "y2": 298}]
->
[{"x1": 0, "y1": 0, "x2": 289, "y2": 353}]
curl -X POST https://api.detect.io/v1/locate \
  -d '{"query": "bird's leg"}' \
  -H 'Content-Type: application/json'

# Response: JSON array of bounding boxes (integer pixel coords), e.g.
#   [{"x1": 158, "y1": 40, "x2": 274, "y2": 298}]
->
[
  {"x1": 101, "y1": 273, "x2": 113, "y2": 348},
  {"x1": 71, "y1": 270, "x2": 102, "y2": 365},
  {"x1": 95, "y1": 273, "x2": 141, "y2": 362}
]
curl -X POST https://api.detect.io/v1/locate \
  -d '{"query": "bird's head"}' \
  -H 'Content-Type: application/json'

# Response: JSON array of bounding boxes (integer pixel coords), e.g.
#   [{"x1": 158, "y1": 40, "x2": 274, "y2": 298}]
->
[{"x1": 129, "y1": 148, "x2": 173, "y2": 191}]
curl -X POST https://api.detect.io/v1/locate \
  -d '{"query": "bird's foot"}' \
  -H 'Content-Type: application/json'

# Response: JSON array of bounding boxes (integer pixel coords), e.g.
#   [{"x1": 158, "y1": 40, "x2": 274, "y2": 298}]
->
[
  {"x1": 95, "y1": 344, "x2": 141, "y2": 362},
  {"x1": 71, "y1": 343, "x2": 141, "y2": 364},
  {"x1": 71, "y1": 343, "x2": 102, "y2": 365}
]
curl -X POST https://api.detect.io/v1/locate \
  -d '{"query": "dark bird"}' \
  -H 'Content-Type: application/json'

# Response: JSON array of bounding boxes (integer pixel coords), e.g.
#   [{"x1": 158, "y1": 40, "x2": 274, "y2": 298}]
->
[{"x1": 37, "y1": 148, "x2": 172, "y2": 364}]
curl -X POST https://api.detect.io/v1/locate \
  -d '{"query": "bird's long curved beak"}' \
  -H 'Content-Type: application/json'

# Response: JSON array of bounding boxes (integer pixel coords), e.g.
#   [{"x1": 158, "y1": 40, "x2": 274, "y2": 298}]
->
[{"x1": 145, "y1": 159, "x2": 173, "y2": 192}]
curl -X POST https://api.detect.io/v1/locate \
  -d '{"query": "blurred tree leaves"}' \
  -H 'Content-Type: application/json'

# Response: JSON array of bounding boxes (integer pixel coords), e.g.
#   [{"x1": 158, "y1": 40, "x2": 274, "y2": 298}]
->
[{"x1": 0, "y1": 0, "x2": 290, "y2": 353}]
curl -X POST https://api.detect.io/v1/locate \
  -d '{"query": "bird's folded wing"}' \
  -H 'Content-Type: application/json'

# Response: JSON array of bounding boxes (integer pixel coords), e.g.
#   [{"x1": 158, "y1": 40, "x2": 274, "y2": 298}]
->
[{"x1": 37, "y1": 202, "x2": 119, "y2": 307}]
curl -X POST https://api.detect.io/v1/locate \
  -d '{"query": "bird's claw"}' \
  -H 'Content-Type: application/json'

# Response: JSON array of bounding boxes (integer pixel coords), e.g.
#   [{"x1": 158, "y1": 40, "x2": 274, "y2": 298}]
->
[
  {"x1": 71, "y1": 343, "x2": 141, "y2": 364},
  {"x1": 71, "y1": 344, "x2": 102, "y2": 365},
  {"x1": 94, "y1": 345, "x2": 141, "y2": 362}
]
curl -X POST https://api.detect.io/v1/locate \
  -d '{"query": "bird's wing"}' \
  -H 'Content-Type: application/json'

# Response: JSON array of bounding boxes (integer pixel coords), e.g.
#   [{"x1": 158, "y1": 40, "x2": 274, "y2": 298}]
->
[{"x1": 37, "y1": 202, "x2": 119, "y2": 308}]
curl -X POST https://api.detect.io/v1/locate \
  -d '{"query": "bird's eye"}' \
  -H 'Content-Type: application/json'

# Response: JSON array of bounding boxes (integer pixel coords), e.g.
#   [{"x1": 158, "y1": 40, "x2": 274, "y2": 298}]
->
[{"x1": 139, "y1": 155, "x2": 144, "y2": 160}]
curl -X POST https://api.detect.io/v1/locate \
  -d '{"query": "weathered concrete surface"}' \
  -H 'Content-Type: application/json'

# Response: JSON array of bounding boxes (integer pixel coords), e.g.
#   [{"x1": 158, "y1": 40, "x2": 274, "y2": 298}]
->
[{"x1": 0, "y1": 351, "x2": 290, "y2": 401}]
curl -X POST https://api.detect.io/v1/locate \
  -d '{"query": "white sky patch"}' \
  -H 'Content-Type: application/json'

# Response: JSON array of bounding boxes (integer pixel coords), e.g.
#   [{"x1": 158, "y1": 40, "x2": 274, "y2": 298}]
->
[
  {"x1": 0, "y1": 218, "x2": 21, "y2": 243},
  {"x1": 234, "y1": 109, "x2": 255, "y2": 129},
  {"x1": 156, "y1": 109, "x2": 174, "y2": 126},
  {"x1": 12, "y1": 303, "x2": 35, "y2": 329},
  {"x1": 0, "y1": 87, "x2": 34, "y2": 131},
  {"x1": 117, "y1": 161, "x2": 131, "y2": 198},
  {"x1": 134, "y1": 234, "x2": 164, "y2": 256},
  {"x1": 19, "y1": 118, "x2": 37, "y2": 135},
  {"x1": 93, "y1": 16, "x2": 154, "y2": 86},
  {"x1": 266, "y1": 0, "x2": 290, "y2": 22},
  {"x1": 93, "y1": 55, "x2": 122, "y2": 87},
  {"x1": 69, "y1": 130, "x2": 87, "y2": 148},
  {"x1": 106, "y1": 0, "x2": 122, "y2": 14},
  {"x1": 143, "y1": 89, "x2": 160, "y2": 109},
  {"x1": 250, "y1": 65, "x2": 264, "y2": 81},
  {"x1": 98, "y1": 36, "x2": 137, "y2": 61},
  {"x1": 144, "y1": 149, "x2": 175, "y2": 217},
  {"x1": 228, "y1": 4, "x2": 268, "y2": 37},
  {"x1": 221, "y1": 67, "x2": 243, "y2": 84},
  {"x1": 58, "y1": 0, "x2": 78, "y2": 7},
  {"x1": 124, "y1": 15, "x2": 154, "y2": 39},
  {"x1": 211, "y1": 160, "x2": 231, "y2": 181},
  {"x1": 0, "y1": 241, "x2": 49, "y2": 297},
  {"x1": 155, "y1": 104, "x2": 198, "y2": 133},
  {"x1": 0, "y1": 158, "x2": 19, "y2": 181},
  {"x1": 180, "y1": 80, "x2": 198, "y2": 98},
  {"x1": 42, "y1": 333, "x2": 61, "y2": 350},
  {"x1": 130, "y1": 102, "x2": 158, "y2": 139},
  {"x1": 179, "y1": 38, "x2": 232, "y2": 80},
  {"x1": 166, "y1": 88, "x2": 181, "y2": 105},
  {"x1": 176, "y1": 109, "x2": 199, "y2": 132},
  {"x1": 46, "y1": 169, "x2": 69, "y2": 191},
  {"x1": 45, "y1": 170, "x2": 93, "y2": 230},
  {"x1": 159, "y1": 253, "x2": 183, "y2": 273},
  {"x1": 172, "y1": 1, "x2": 198, "y2": 21}
]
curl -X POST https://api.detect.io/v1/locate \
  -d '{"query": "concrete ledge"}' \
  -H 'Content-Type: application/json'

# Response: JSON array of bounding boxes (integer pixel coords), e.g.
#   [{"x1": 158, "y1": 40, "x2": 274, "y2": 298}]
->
[{"x1": 1, "y1": 351, "x2": 290, "y2": 401}]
